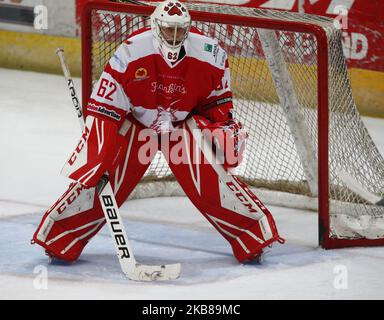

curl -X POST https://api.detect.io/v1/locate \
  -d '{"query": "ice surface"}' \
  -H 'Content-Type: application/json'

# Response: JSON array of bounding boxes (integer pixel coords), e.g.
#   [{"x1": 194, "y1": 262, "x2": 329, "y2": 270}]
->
[{"x1": 0, "y1": 68, "x2": 384, "y2": 299}]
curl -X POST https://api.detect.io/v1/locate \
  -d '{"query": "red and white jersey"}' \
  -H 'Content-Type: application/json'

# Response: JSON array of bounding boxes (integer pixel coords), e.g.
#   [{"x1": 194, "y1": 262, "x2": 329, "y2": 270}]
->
[{"x1": 86, "y1": 27, "x2": 233, "y2": 133}]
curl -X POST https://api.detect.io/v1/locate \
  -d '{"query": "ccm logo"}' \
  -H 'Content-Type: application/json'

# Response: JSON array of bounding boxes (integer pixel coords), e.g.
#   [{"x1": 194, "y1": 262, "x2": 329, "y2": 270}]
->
[
  {"x1": 56, "y1": 184, "x2": 85, "y2": 214},
  {"x1": 226, "y1": 181, "x2": 258, "y2": 213},
  {"x1": 68, "y1": 126, "x2": 90, "y2": 165}
]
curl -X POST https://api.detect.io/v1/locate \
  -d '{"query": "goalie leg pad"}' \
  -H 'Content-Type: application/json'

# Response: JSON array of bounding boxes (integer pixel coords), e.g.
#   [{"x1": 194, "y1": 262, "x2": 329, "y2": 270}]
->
[
  {"x1": 61, "y1": 115, "x2": 120, "y2": 187},
  {"x1": 32, "y1": 121, "x2": 155, "y2": 261},
  {"x1": 164, "y1": 116, "x2": 282, "y2": 262},
  {"x1": 32, "y1": 182, "x2": 103, "y2": 261}
]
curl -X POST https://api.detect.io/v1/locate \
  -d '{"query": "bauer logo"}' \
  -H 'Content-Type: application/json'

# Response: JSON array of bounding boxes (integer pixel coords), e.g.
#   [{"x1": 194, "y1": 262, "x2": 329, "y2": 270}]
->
[{"x1": 101, "y1": 195, "x2": 131, "y2": 259}]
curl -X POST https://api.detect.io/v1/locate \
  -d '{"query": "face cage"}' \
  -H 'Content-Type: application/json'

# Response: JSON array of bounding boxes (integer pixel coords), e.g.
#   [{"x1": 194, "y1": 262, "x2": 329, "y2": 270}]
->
[{"x1": 155, "y1": 19, "x2": 191, "y2": 49}]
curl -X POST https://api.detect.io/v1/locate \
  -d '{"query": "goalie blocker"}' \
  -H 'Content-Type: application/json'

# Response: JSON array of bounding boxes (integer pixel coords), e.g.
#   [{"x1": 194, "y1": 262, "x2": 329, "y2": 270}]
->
[{"x1": 32, "y1": 115, "x2": 283, "y2": 263}]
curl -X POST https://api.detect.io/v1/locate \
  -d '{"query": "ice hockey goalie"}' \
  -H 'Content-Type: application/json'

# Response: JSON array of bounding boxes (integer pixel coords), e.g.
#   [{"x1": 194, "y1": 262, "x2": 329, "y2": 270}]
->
[{"x1": 32, "y1": 0, "x2": 283, "y2": 264}]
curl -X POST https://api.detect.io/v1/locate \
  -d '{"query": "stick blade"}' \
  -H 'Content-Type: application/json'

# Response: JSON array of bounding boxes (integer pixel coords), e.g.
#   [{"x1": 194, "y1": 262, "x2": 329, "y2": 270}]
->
[{"x1": 128, "y1": 263, "x2": 181, "y2": 281}]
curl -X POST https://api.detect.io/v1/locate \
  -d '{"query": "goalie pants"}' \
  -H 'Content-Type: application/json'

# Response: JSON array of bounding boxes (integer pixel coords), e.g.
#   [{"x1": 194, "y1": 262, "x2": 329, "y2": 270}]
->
[{"x1": 32, "y1": 116, "x2": 281, "y2": 263}]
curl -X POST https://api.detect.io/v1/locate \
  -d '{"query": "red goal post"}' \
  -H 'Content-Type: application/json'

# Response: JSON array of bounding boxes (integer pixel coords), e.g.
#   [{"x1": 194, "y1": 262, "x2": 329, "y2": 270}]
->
[{"x1": 81, "y1": 1, "x2": 384, "y2": 250}]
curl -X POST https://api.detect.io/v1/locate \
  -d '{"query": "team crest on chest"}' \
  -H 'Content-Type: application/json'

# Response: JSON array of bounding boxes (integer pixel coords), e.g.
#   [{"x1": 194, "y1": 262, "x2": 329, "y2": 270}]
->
[{"x1": 134, "y1": 67, "x2": 149, "y2": 80}]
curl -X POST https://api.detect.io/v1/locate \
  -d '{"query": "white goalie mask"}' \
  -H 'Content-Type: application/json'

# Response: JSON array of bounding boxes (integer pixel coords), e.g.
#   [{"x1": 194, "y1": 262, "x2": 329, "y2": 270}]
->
[{"x1": 151, "y1": 1, "x2": 191, "y2": 63}]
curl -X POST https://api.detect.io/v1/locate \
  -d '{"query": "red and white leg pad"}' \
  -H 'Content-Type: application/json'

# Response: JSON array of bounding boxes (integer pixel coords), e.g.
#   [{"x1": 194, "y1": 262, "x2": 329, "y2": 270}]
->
[
  {"x1": 32, "y1": 182, "x2": 104, "y2": 261},
  {"x1": 165, "y1": 116, "x2": 284, "y2": 262},
  {"x1": 32, "y1": 120, "x2": 155, "y2": 261}
]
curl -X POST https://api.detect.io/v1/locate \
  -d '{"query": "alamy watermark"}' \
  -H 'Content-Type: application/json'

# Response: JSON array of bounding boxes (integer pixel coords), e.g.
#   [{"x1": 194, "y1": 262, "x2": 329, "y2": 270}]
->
[
  {"x1": 333, "y1": 264, "x2": 348, "y2": 290},
  {"x1": 135, "y1": 127, "x2": 246, "y2": 169},
  {"x1": 34, "y1": 5, "x2": 48, "y2": 30},
  {"x1": 33, "y1": 265, "x2": 48, "y2": 290}
]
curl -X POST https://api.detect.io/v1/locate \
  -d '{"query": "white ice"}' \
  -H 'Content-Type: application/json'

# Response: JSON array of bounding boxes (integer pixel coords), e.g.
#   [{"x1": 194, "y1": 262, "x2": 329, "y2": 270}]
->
[{"x1": 0, "y1": 68, "x2": 384, "y2": 300}]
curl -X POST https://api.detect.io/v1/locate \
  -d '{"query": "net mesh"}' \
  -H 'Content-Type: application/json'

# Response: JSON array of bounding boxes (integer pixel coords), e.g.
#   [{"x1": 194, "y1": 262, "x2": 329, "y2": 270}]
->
[{"x1": 85, "y1": 2, "x2": 384, "y2": 240}]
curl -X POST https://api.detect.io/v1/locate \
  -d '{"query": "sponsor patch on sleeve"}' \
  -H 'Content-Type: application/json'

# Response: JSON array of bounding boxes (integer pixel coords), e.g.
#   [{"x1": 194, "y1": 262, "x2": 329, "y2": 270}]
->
[
  {"x1": 87, "y1": 103, "x2": 122, "y2": 121},
  {"x1": 204, "y1": 43, "x2": 213, "y2": 52}
]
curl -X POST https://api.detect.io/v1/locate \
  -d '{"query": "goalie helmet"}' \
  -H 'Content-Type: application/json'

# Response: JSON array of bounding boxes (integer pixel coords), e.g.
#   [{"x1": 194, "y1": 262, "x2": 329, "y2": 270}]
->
[{"x1": 151, "y1": 0, "x2": 191, "y2": 63}]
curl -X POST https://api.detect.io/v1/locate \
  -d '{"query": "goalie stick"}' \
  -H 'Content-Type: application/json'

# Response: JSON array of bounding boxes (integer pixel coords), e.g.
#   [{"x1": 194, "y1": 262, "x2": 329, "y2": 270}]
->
[{"x1": 56, "y1": 48, "x2": 181, "y2": 281}]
